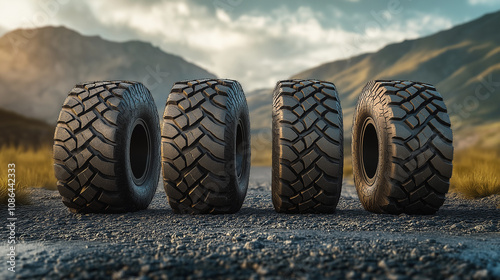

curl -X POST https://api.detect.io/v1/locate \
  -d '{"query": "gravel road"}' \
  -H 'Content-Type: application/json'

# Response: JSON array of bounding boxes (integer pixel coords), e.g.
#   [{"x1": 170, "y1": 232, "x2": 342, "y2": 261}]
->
[{"x1": 2, "y1": 167, "x2": 499, "y2": 279}]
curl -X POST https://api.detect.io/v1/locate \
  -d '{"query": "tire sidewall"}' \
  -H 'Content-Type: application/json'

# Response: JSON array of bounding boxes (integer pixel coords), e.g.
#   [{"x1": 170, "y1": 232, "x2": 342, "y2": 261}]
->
[
  {"x1": 224, "y1": 83, "x2": 251, "y2": 212},
  {"x1": 352, "y1": 89, "x2": 391, "y2": 213},
  {"x1": 271, "y1": 83, "x2": 281, "y2": 210},
  {"x1": 116, "y1": 85, "x2": 160, "y2": 210}
]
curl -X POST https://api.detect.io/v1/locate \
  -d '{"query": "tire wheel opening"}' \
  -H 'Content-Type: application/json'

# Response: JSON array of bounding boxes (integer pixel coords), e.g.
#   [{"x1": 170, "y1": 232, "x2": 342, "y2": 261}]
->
[
  {"x1": 130, "y1": 120, "x2": 150, "y2": 182},
  {"x1": 235, "y1": 121, "x2": 246, "y2": 179},
  {"x1": 361, "y1": 119, "x2": 379, "y2": 181}
]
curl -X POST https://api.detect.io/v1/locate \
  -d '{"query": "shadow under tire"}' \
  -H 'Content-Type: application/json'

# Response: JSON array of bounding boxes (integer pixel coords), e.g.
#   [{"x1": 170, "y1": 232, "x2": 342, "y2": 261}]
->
[
  {"x1": 53, "y1": 81, "x2": 161, "y2": 213},
  {"x1": 162, "y1": 79, "x2": 250, "y2": 214},
  {"x1": 272, "y1": 79, "x2": 343, "y2": 213},
  {"x1": 352, "y1": 80, "x2": 453, "y2": 215}
]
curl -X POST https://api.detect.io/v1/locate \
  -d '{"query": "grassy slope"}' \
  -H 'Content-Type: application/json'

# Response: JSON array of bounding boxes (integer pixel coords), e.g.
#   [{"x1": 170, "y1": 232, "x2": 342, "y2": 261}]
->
[
  {"x1": 248, "y1": 11, "x2": 500, "y2": 146},
  {"x1": 291, "y1": 11, "x2": 500, "y2": 133},
  {"x1": 249, "y1": 12, "x2": 500, "y2": 146},
  {"x1": 0, "y1": 146, "x2": 55, "y2": 204},
  {"x1": 450, "y1": 122, "x2": 500, "y2": 198},
  {"x1": 451, "y1": 147, "x2": 500, "y2": 198},
  {"x1": 247, "y1": 12, "x2": 500, "y2": 198},
  {"x1": 0, "y1": 109, "x2": 55, "y2": 204}
]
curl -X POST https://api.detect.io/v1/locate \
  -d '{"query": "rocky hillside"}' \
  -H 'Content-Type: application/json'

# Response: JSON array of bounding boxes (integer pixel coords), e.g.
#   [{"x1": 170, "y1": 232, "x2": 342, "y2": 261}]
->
[
  {"x1": 248, "y1": 10, "x2": 500, "y2": 145},
  {"x1": 0, "y1": 26, "x2": 216, "y2": 123}
]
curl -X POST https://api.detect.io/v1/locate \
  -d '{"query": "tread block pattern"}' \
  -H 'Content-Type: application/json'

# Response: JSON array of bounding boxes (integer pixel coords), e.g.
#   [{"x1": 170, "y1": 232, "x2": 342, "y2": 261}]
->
[
  {"x1": 272, "y1": 79, "x2": 343, "y2": 213},
  {"x1": 356, "y1": 80, "x2": 453, "y2": 214},
  {"x1": 162, "y1": 79, "x2": 245, "y2": 214},
  {"x1": 53, "y1": 81, "x2": 150, "y2": 213}
]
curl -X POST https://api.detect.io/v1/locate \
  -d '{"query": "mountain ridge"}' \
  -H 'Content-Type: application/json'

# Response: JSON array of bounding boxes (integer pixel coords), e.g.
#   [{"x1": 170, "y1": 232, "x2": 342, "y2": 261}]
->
[
  {"x1": 1, "y1": 11, "x2": 499, "y2": 156},
  {"x1": 247, "y1": 10, "x2": 500, "y2": 145},
  {"x1": 0, "y1": 26, "x2": 217, "y2": 123}
]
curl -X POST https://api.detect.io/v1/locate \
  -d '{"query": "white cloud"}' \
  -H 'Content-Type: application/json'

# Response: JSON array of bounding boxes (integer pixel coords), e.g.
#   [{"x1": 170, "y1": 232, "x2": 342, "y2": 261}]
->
[
  {"x1": 0, "y1": 0, "x2": 457, "y2": 91},
  {"x1": 216, "y1": 9, "x2": 231, "y2": 23},
  {"x1": 468, "y1": 0, "x2": 500, "y2": 5},
  {"x1": 0, "y1": 1, "x2": 45, "y2": 30}
]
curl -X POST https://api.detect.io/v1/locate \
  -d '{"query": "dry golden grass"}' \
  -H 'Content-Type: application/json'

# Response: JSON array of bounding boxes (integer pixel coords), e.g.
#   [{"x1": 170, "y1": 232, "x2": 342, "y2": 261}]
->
[
  {"x1": 256, "y1": 144, "x2": 499, "y2": 201},
  {"x1": 1, "y1": 141, "x2": 498, "y2": 205},
  {"x1": 343, "y1": 156, "x2": 353, "y2": 178},
  {"x1": 250, "y1": 137, "x2": 272, "y2": 166},
  {"x1": 251, "y1": 150, "x2": 272, "y2": 166},
  {"x1": 344, "y1": 147, "x2": 500, "y2": 200},
  {"x1": 450, "y1": 148, "x2": 500, "y2": 199},
  {"x1": 0, "y1": 145, "x2": 56, "y2": 204}
]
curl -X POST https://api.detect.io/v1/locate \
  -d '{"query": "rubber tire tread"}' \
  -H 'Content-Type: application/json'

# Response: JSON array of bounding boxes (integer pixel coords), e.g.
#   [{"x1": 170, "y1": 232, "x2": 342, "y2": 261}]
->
[
  {"x1": 272, "y1": 79, "x2": 344, "y2": 213},
  {"x1": 162, "y1": 79, "x2": 251, "y2": 214},
  {"x1": 53, "y1": 81, "x2": 161, "y2": 213},
  {"x1": 352, "y1": 80, "x2": 453, "y2": 215}
]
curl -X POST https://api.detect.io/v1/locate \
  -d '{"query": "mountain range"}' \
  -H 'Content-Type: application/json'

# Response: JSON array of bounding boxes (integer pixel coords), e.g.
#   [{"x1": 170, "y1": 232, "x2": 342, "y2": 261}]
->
[
  {"x1": 0, "y1": 26, "x2": 215, "y2": 124},
  {"x1": 1, "y1": 11, "x2": 499, "y2": 156},
  {"x1": 247, "y1": 10, "x2": 500, "y2": 149}
]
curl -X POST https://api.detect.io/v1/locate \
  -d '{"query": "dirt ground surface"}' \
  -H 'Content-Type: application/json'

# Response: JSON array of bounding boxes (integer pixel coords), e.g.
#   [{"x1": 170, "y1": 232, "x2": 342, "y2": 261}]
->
[{"x1": 2, "y1": 167, "x2": 499, "y2": 279}]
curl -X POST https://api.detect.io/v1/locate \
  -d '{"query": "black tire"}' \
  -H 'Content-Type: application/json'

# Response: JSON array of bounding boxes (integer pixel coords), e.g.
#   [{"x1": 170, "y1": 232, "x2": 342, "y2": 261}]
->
[
  {"x1": 272, "y1": 79, "x2": 343, "y2": 213},
  {"x1": 352, "y1": 80, "x2": 453, "y2": 215},
  {"x1": 162, "y1": 79, "x2": 250, "y2": 214},
  {"x1": 53, "y1": 81, "x2": 161, "y2": 213}
]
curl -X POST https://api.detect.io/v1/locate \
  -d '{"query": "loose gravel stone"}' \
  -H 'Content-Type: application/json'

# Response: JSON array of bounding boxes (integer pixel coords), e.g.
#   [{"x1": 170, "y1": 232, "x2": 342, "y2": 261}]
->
[{"x1": 1, "y1": 167, "x2": 499, "y2": 279}]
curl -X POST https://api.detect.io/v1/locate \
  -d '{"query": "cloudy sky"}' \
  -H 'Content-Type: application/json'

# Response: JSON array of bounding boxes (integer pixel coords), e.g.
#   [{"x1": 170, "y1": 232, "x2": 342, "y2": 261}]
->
[{"x1": 1, "y1": 0, "x2": 500, "y2": 91}]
